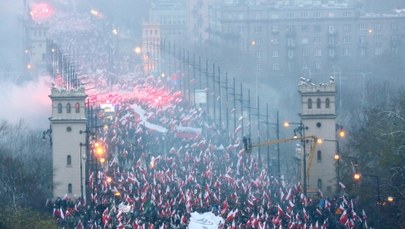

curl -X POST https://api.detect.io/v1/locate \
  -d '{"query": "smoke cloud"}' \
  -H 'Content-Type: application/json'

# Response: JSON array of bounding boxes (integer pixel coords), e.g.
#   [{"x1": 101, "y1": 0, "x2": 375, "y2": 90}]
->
[{"x1": 0, "y1": 76, "x2": 52, "y2": 129}]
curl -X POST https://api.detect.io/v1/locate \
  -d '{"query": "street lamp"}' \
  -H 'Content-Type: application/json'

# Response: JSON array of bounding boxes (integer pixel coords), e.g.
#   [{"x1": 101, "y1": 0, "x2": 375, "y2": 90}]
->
[
  {"x1": 92, "y1": 140, "x2": 106, "y2": 199},
  {"x1": 258, "y1": 110, "x2": 280, "y2": 178},
  {"x1": 335, "y1": 153, "x2": 359, "y2": 186},
  {"x1": 320, "y1": 125, "x2": 345, "y2": 194},
  {"x1": 42, "y1": 127, "x2": 52, "y2": 145},
  {"x1": 284, "y1": 121, "x2": 309, "y2": 196}
]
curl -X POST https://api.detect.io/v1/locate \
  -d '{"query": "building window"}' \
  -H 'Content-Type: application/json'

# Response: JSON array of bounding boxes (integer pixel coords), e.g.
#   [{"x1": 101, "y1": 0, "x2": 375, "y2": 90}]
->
[
  {"x1": 314, "y1": 36, "x2": 321, "y2": 44},
  {"x1": 272, "y1": 50, "x2": 279, "y2": 58},
  {"x1": 329, "y1": 49, "x2": 335, "y2": 57},
  {"x1": 360, "y1": 48, "x2": 367, "y2": 56},
  {"x1": 256, "y1": 50, "x2": 261, "y2": 58},
  {"x1": 318, "y1": 179, "x2": 322, "y2": 189},
  {"x1": 272, "y1": 63, "x2": 280, "y2": 71},
  {"x1": 75, "y1": 103, "x2": 80, "y2": 113},
  {"x1": 375, "y1": 48, "x2": 382, "y2": 56},
  {"x1": 308, "y1": 98, "x2": 312, "y2": 109},
  {"x1": 343, "y1": 24, "x2": 351, "y2": 32},
  {"x1": 328, "y1": 25, "x2": 335, "y2": 34},
  {"x1": 315, "y1": 49, "x2": 322, "y2": 57},
  {"x1": 302, "y1": 48, "x2": 308, "y2": 57},
  {"x1": 391, "y1": 22, "x2": 398, "y2": 30},
  {"x1": 302, "y1": 38, "x2": 309, "y2": 45},
  {"x1": 287, "y1": 38, "x2": 295, "y2": 47},
  {"x1": 68, "y1": 183, "x2": 72, "y2": 194},
  {"x1": 66, "y1": 103, "x2": 71, "y2": 113},
  {"x1": 316, "y1": 98, "x2": 321, "y2": 108},
  {"x1": 359, "y1": 23, "x2": 367, "y2": 31},
  {"x1": 67, "y1": 155, "x2": 72, "y2": 166},
  {"x1": 288, "y1": 50, "x2": 294, "y2": 59},
  {"x1": 287, "y1": 25, "x2": 295, "y2": 32},
  {"x1": 315, "y1": 62, "x2": 321, "y2": 69},
  {"x1": 374, "y1": 35, "x2": 383, "y2": 43},
  {"x1": 328, "y1": 37, "x2": 335, "y2": 45},
  {"x1": 343, "y1": 11, "x2": 351, "y2": 17},
  {"x1": 314, "y1": 25, "x2": 321, "y2": 33},
  {"x1": 343, "y1": 36, "x2": 350, "y2": 43},
  {"x1": 360, "y1": 36, "x2": 367, "y2": 44},
  {"x1": 343, "y1": 48, "x2": 350, "y2": 56},
  {"x1": 317, "y1": 150, "x2": 322, "y2": 162},
  {"x1": 375, "y1": 23, "x2": 382, "y2": 32},
  {"x1": 325, "y1": 98, "x2": 330, "y2": 108},
  {"x1": 58, "y1": 103, "x2": 62, "y2": 114}
]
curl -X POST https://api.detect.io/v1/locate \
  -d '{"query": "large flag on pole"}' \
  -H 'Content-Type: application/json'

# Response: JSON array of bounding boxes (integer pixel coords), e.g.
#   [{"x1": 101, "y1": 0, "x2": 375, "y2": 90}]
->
[{"x1": 188, "y1": 211, "x2": 224, "y2": 229}]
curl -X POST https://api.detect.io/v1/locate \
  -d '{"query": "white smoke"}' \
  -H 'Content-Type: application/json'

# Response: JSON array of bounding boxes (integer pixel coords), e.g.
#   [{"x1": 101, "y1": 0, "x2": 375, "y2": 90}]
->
[{"x1": 0, "y1": 76, "x2": 53, "y2": 129}]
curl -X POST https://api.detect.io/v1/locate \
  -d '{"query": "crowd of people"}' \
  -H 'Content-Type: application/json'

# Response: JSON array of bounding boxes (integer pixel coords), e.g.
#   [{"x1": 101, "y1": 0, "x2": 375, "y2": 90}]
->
[
  {"x1": 46, "y1": 74, "x2": 368, "y2": 229},
  {"x1": 42, "y1": 11, "x2": 369, "y2": 229}
]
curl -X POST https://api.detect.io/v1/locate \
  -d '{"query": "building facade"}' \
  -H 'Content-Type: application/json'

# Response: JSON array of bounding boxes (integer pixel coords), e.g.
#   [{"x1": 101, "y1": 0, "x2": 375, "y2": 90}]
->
[
  {"x1": 142, "y1": 22, "x2": 161, "y2": 74},
  {"x1": 49, "y1": 87, "x2": 87, "y2": 199},
  {"x1": 23, "y1": 19, "x2": 49, "y2": 78},
  {"x1": 207, "y1": 1, "x2": 405, "y2": 82},
  {"x1": 148, "y1": 0, "x2": 187, "y2": 45},
  {"x1": 298, "y1": 78, "x2": 337, "y2": 196}
]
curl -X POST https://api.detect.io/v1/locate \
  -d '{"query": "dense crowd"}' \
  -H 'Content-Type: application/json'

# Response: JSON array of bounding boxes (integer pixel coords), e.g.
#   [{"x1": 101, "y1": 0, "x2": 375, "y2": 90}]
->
[
  {"x1": 46, "y1": 74, "x2": 368, "y2": 229},
  {"x1": 43, "y1": 11, "x2": 369, "y2": 229}
]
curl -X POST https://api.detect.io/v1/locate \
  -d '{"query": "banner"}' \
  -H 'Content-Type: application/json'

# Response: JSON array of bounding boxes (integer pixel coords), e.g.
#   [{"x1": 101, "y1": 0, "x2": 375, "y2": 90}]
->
[
  {"x1": 175, "y1": 126, "x2": 202, "y2": 139},
  {"x1": 188, "y1": 211, "x2": 224, "y2": 229}
]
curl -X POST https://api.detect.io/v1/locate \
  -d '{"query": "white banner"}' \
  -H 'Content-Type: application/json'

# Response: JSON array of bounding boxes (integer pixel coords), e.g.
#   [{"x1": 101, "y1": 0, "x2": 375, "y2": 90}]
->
[
  {"x1": 188, "y1": 211, "x2": 224, "y2": 229},
  {"x1": 118, "y1": 202, "x2": 131, "y2": 213}
]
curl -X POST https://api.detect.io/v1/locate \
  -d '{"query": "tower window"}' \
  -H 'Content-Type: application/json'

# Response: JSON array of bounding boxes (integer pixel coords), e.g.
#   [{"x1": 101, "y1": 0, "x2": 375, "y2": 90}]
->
[
  {"x1": 316, "y1": 98, "x2": 321, "y2": 108},
  {"x1": 68, "y1": 183, "x2": 72, "y2": 194},
  {"x1": 317, "y1": 179, "x2": 322, "y2": 189},
  {"x1": 57, "y1": 103, "x2": 62, "y2": 114},
  {"x1": 317, "y1": 150, "x2": 322, "y2": 162},
  {"x1": 325, "y1": 98, "x2": 330, "y2": 108},
  {"x1": 66, "y1": 103, "x2": 71, "y2": 113},
  {"x1": 307, "y1": 98, "x2": 312, "y2": 109},
  {"x1": 75, "y1": 103, "x2": 80, "y2": 113},
  {"x1": 67, "y1": 155, "x2": 72, "y2": 166}
]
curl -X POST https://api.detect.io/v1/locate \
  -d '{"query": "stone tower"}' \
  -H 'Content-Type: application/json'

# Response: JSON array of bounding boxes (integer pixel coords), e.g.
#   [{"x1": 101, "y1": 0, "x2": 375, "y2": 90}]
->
[
  {"x1": 298, "y1": 78, "x2": 337, "y2": 196},
  {"x1": 49, "y1": 86, "x2": 87, "y2": 199}
]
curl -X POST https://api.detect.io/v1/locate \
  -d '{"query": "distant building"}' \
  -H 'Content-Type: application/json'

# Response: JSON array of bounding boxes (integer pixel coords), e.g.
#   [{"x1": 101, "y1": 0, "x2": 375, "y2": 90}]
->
[
  {"x1": 23, "y1": 17, "x2": 48, "y2": 78},
  {"x1": 148, "y1": 0, "x2": 187, "y2": 45},
  {"x1": 207, "y1": 1, "x2": 405, "y2": 81},
  {"x1": 186, "y1": 0, "x2": 211, "y2": 47},
  {"x1": 142, "y1": 22, "x2": 161, "y2": 74}
]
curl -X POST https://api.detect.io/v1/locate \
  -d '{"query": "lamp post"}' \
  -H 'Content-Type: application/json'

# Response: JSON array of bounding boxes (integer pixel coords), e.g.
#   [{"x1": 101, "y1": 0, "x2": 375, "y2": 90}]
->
[
  {"x1": 318, "y1": 125, "x2": 345, "y2": 194},
  {"x1": 335, "y1": 154, "x2": 361, "y2": 191},
  {"x1": 284, "y1": 121, "x2": 308, "y2": 196},
  {"x1": 258, "y1": 109, "x2": 280, "y2": 178},
  {"x1": 79, "y1": 142, "x2": 88, "y2": 201},
  {"x1": 42, "y1": 126, "x2": 53, "y2": 145}
]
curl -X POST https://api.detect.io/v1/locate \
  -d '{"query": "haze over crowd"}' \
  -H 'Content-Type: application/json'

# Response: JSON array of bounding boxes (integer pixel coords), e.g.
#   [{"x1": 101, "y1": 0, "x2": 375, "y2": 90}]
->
[{"x1": 1, "y1": 0, "x2": 405, "y2": 130}]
